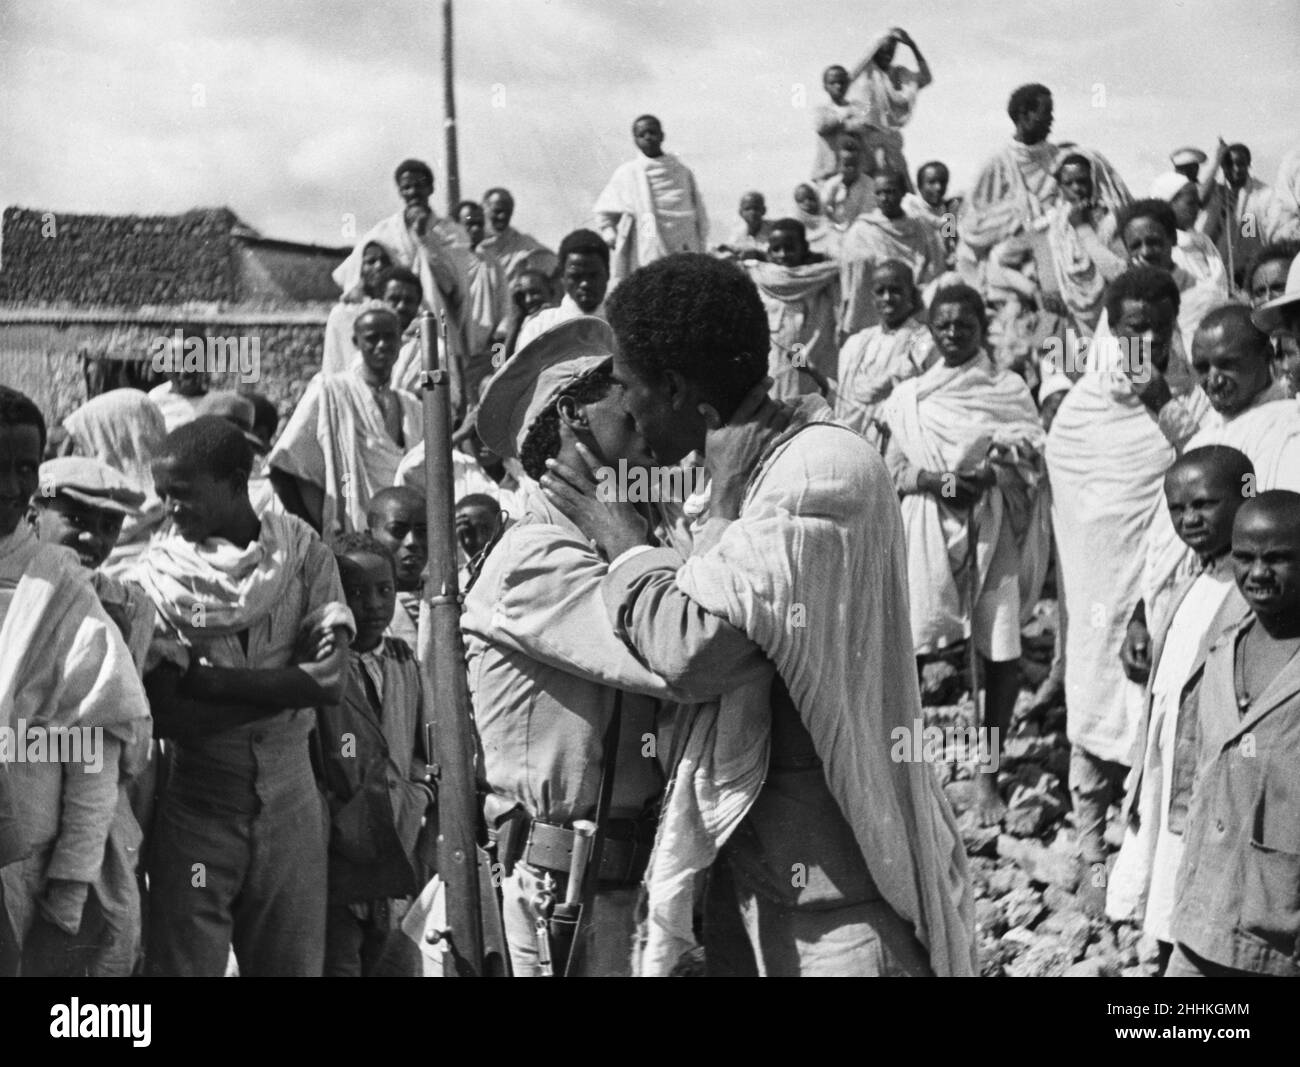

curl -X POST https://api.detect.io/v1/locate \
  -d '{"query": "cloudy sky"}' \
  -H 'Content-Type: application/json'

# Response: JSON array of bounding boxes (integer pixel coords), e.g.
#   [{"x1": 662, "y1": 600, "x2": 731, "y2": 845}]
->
[{"x1": 2, "y1": 0, "x2": 1296, "y2": 252}]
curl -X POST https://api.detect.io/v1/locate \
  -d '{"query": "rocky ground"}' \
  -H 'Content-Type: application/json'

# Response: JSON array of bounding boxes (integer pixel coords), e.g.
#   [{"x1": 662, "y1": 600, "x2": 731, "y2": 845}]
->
[{"x1": 922, "y1": 597, "x2": 1157, "y2": 977}]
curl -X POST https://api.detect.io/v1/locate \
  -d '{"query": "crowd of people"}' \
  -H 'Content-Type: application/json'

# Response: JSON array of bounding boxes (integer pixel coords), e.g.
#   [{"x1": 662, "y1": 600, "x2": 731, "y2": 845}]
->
[{"x1": 3, "y1": 25, "x2": 1300, "y2": 978}]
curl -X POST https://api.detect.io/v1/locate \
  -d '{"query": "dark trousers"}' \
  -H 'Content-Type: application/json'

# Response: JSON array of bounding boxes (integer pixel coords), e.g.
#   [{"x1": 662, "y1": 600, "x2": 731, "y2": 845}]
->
[{"x1": 145, "y1": 785, "x2": 327, "y2": 977}]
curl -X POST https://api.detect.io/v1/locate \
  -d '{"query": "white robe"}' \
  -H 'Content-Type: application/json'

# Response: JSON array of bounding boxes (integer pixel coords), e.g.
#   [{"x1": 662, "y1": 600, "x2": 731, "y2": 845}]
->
[
  {"x1": 594, "y1": 153, "x2": 708, "y2": 285},
  {"x1": 880, "y1": 353, "x2": 1048, "y2": 659},
  {"x1": 1106, "y1": 559, "x2": 1238, "y2": 941},
  {"x1": 637, "y1": 397, "x2": 976, "y2": 976},
  {"x1": 834, "y1": 314, "x2": 934, "y2": 443},
  {"x1": 1047, "y1": 370, "x2": 1183, "y2": 764},
  {"x1": 268, "y1": 367, "x2": 423, "y2": 544}
]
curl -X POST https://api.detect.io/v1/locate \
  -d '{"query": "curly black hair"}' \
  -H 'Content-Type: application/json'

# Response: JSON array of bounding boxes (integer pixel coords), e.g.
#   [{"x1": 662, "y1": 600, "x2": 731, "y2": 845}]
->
[
  {"x1": 1007, "y1": 83, "x2": 1050, "y2": 122},
  {"x1": 333, "y1": 530, "x2": 397, "y2": 581},
  {"x1": 928, "y1": 283, "x2": 988, "y2": 335},
  {"x1": 606, "y1": 253, "x2": 769, "y2": 423},
  {"x1": 1245, "y1": 240, "x2": 1300, "y2": 292},
  {"x1": 1103, "y1": 266, "x2": 1182, "y2": 325},
  {"x1": 0, "y1": 384, "x2": 46, "y2": 452},
  {"x1": 518, "y1": 365, "x2": 617, "y2": 481},
  {"x1": 158, "y1": 415, "x2": 253, "y2": 483},
  {"x1": 1118, "y1": 198, "x2": 1178, "y2": 243}
]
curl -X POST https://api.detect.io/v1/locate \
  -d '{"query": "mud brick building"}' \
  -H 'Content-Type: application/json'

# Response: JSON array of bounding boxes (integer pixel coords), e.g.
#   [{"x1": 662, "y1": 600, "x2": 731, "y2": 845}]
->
[{"x1": 0, "y1": 205, "x2": 348, "y2": 428}]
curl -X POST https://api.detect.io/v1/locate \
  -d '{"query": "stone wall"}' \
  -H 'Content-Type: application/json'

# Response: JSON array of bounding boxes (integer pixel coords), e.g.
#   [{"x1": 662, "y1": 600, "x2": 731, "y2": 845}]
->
[{"x1": 0, "y1": 310, "x2": 329, "y2": 431}]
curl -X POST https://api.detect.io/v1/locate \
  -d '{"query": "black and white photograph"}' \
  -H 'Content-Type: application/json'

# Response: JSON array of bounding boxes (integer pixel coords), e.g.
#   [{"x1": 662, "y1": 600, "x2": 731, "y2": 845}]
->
[{"x1": 0, "y1": 0, "x2": 1297, "y2": 1038}]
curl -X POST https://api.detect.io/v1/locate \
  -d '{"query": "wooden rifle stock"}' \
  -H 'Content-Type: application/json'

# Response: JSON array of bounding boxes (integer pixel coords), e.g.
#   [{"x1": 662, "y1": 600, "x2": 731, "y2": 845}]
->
[{"x1": 418, "y1": 310, "x2": 484, "y2": 975}]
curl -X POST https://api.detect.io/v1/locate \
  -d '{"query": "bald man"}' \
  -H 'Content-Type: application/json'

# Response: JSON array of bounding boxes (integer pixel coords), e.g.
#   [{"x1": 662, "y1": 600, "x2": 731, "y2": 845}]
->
[
  {"x1": 1108, "y1": 446, "x2": 1253, "y2": 966},
  {"x1": 269, "y1": 305, "x2": 423, "y2": 544},
  {"x1": 1168, "y1": 491, "x2": 1300, "y2": 976}
]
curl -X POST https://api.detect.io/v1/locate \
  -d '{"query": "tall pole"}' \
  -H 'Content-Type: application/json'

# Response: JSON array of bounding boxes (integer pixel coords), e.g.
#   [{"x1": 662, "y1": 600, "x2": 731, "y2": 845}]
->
[
  {"x1": 419, "y1": 310, "x2": 484, "y2": 975},
  {"x1": 442, "y1": 0, "x2": 461, "y2": 214}
]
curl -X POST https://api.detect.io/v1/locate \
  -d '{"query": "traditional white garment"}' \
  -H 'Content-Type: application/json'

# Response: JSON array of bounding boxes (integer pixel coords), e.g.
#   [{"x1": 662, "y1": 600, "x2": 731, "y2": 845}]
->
[
  {"x1": 958, "y1": 141, "x2": 1130, "y2": 264},
  {"x1": 859, "y1": 62, "x2": 919, "y2": 131},
  {"x1": 594, "y1": 153, "x2": 708, "y2": 285},
  {"x1": 1046, "y1": 369, "x2": 1182, "y2": 763},
  {"x1": 1106, "y1": 558, "x2": 1237, "y2": 941},
  {"x1": 1045, "y1": 203, "x2": 1126, "y2": 334},
  {"x1": 743, "y1": 259, "x2": 841, "y2": 400},
  {"x1": 394, "y1": 445, "x2": 523, "y2": 522},
  {"x1": 833, "y1": 314, "x2": 934, "y2": 440},
  {"x1": 516, "y1": 296, "x2": 606, "y2": 352},
  {"x1": 716, "y1": 219, "x2": 772, "y2": 258},
  {"x1": 811, "y1": 100, "x2": 879, "y2": 182},
  {"x1": 267, "y1": 367, "x2": 423, "y2": 545},
  {"x1": 880, "y1": 353, "x2": 1048, "y2": 659},
  {"x1": 63, "y1": 389, "x2": 167, "y2": 577},
  {"x1": 0, "y1": 526, "x2": 150, "y2": 951},
  {"x1": 478, "y1": 226, "x2": 559, "y2": 285},
  {"x1": 1274, "y1": 145, "x2": 1300, "y2": 240},
  {"x1": 146, "y1": 381, "x2": 203, "y2": 434},
  {"x1": 794, "y1": 205, "x2": 840, "y2": 259},
  {"x1": 1173, "y1": 229, "x2": 1229, "y2": 296},
  {"x1": 636, "y1": 397, "x2": 976, "y2": 976},
  {"x1": 321, "y1": 300, "x2": 364, "y2": 377},
  {"x1": 333, "y1": 211, "x2": 469, "y2": 310},
  {"x1": 855, "y1": 62, "x2": 918, "y2": 185},
  {"x1": 819, "y1": 174, "x2": 877, "y2": 230},
  {"x1": 1199, "y1": 177, "x2": 1290, "y2": 266},
  {"x1": 840, "y1": 211, "x2": 946, "y2": 335}
]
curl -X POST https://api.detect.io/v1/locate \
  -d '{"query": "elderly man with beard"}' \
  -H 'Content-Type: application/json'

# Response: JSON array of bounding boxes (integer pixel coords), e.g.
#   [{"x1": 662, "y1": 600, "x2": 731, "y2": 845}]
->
[{"x1": 540, "y1": 254, "x2": 975, "y2": 977}]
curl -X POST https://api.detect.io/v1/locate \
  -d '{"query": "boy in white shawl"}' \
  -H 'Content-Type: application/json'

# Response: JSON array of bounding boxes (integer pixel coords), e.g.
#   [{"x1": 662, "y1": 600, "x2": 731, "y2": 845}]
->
[
  {"x1": 269, "y1": 305, "x2": 423, "y2": 545},
  {"x1": 136, "y1": 416, "x2": 353, "y2": 976},
  {"x1": 880, "y1": 285, "x2": 1048, "y2": 825},
  {"x1": 595, "y1": 115, "x2": 708, "y2": 287},
  {"x1": 0, "y1": 388, "x2": 151, "y2": 977},
  {"x1": 841, "y1": 170, "x2": 946, "y2": 337},
  {"x1": 540, "y1": 255, "x2": 974, "y2": 977},
  {"x1": 835, "y1": 260, "x2": 934, "y2": 444},
  {"x1": 743, "y1": 220, "x2": 841, "y2": 400}
]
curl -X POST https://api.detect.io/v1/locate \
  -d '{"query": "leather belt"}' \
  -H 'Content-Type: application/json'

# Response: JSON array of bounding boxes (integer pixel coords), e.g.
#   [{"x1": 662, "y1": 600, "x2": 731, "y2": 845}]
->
[{"x1": 522, "y1": 817, "x2": 654, "y2": 887}]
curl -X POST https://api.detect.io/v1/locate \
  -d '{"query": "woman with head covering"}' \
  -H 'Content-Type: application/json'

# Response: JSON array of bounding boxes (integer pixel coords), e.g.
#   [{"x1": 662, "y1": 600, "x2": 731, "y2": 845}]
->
[
  {"x1": 62, "y1": 388, "x2": 166, "y2": 575},
  {"x1": 1149, "y1": 171, "x2": 1229, "y2": 297}
]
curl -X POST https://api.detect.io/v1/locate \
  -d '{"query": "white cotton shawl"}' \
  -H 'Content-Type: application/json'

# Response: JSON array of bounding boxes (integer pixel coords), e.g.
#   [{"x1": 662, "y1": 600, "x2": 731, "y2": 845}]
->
[
  {"x1": 635, "y1": 396, "x2": 977, "y2": 977},
  {"x1": 880, "y1": 353, "x2": 1048, "y2": 654}
]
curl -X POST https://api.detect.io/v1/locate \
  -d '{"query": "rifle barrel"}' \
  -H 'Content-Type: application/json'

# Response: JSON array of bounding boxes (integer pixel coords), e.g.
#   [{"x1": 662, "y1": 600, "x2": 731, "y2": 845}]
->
[{"x1": 418, "y1": 310, "x2": 484, "y2": 975}]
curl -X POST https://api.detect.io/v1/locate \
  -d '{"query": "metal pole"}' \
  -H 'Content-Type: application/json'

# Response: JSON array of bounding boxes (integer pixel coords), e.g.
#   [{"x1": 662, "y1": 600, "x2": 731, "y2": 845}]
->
[
  {"x1": 442, "y1": 0, "x2": 461, "y2": 215},
  {"x1": 418, "y1": 310, "x2": 483, "y2": 975}
]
